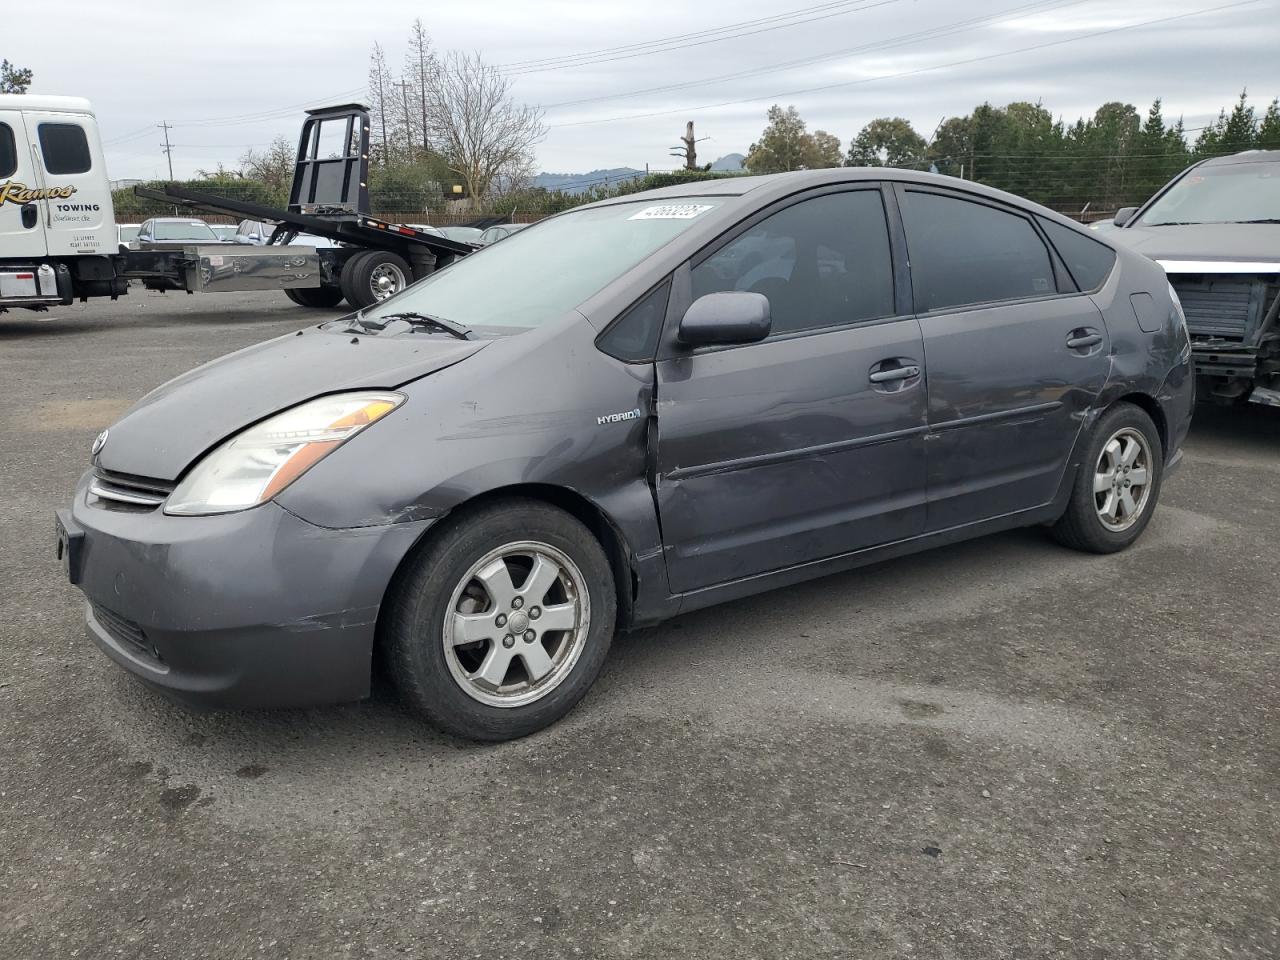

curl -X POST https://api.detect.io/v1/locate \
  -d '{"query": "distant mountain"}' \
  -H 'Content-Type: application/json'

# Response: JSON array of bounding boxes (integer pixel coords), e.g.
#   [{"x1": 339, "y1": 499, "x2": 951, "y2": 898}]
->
[
  {"x1": 532, "y1": 168, "x2": 645, "y2": 194},
  {"x1": 708, "y1": 153, "x2": 745, "y2": 172}
]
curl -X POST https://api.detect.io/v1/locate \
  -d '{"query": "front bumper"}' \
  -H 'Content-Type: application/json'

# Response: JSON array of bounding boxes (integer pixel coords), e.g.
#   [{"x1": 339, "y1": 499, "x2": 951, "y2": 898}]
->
[{"x1": 62, "y1": 471, "x2": 432, "y2": 709}]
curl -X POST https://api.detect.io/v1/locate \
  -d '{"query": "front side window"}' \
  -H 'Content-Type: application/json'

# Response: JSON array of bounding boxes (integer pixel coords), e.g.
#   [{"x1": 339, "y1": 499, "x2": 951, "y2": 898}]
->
[
  {"x1": 1137, "y1": 159, "x2": 1280, "y2": 226},
  {"x1": 38, "y1": 123, "x2": 92, "y2": 175},
  {"x1": 901, "y1": 191, "x2": 1056, "y2": 312},
  {"x1": 691, "y1": 190, "x2": 895, "y2": 336},
  {"x1": 0, "y1": 123, "x2": 16, "y2": 178},
  {"x1": 362, "y1": 198, "x2": 726, "y2": 330}
]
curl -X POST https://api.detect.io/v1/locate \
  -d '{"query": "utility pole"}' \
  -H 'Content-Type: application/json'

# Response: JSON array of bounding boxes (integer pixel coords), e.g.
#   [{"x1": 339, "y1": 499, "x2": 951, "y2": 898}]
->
[
  {"x1": 670, "y1": 121, "x2": 708, "y2": 171},
  {"x1": 158, "y1": 121, "x2": 175, "y2": 180}
]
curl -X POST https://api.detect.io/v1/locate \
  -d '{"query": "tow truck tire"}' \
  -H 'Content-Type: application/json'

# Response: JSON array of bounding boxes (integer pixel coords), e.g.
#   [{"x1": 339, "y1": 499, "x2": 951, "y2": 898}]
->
[
  {"x1": 341, "y1": 250, "x2": 412, "y2": 309},
  {"x1": 284, "y1": 285, "x2": 345, "y2": 309}
]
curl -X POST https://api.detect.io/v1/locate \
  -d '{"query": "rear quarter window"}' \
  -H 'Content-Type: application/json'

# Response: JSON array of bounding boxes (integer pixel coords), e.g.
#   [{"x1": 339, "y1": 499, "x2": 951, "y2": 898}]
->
[
  {"x1": 1036, "y1": 217, "x2": 1117, "y2": 291},
  {"x1": 38, "y1": 123, "x2": 92, "y2": 175},
  {"x1": 0, "y1": 123, "x2": 16, "y2": 178}
]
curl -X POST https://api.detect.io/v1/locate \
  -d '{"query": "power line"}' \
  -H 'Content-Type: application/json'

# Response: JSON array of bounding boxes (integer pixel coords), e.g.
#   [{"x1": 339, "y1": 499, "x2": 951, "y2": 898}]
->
[
  {"x1": 500, "y1": 0, "x2": 888, "y2": 70},
  {"x1": 541, "y1": 0, "x2": 1086, "y2": 110},
  {"x1": 503, "y1": 0, "x2": 905, "y2": 76},
  {"x1": 548, "y1": 0, "x2": 1265, "y2": 129}
]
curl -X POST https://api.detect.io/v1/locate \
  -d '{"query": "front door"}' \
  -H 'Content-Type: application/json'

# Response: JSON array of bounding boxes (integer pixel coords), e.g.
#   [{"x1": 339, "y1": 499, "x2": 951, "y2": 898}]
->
[
  {"x1": 655, "y1": 187, "x2": 928, "y2": 594},
  {"x1": 25, "y1": 110, "x2": 114, "y2": 258},
  {"x1": 0, "y1": 109, "x2": 44, "y2": 257},
  {"x1": 895, "y1": 186, "x2": 1111, "y2": 530}
]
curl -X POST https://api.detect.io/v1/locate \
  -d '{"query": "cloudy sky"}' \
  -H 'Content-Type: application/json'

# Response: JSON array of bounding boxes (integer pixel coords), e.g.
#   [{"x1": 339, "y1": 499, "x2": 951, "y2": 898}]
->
[{"x1": 28, "y1": 0, "x2": 1279, "y2": 181}]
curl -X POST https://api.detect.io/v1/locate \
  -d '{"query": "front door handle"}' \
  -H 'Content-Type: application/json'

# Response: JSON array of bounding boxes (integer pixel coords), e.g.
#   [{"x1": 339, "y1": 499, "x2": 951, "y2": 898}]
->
[
  {"x1": 869, "y1": 364, "x2": 920, "y2": 383},
  {"x1": 1067, "y1": 331, "x2": 1103, "y2": 350},
  {"x1": 20, "y1": 202, "x2": 37, "y2": 229}
]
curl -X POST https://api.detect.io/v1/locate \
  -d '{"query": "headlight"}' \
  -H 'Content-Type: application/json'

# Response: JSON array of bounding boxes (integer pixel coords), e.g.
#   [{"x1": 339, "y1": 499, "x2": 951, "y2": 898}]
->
[{"x1": 165, "y1": 391, "x2": 404, "y2": 516}]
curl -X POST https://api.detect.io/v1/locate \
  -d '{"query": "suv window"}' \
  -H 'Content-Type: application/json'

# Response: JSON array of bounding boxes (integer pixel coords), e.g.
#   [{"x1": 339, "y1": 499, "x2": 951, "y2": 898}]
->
[
  {"x1": 38, "y1": 123, "x2": 92, "y2": 175},
  {"x1": 1036, "y1": 216, "x2": 1116, "y2": 291},
  {"x1": 0, "y1": 123, "x2": 15, "y2": 178},
  {"x1": 692, "y1": 190, "x2": 895, "y2": 336},
  {"x1": 901, "y1": 191, "x2": 1056, "y2": 311}
]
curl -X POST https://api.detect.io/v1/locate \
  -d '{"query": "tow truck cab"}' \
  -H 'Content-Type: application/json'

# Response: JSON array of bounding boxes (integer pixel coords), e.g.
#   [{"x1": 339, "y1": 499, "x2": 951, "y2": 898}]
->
[{"x1": 0, "y1": 94, "x2": 118, "y2": 305}]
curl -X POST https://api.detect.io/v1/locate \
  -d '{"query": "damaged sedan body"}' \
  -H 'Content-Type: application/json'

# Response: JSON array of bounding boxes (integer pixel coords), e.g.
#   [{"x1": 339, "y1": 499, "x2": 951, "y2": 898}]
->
[
  {"x1": 1108, "y1": 150, "x2": 1280, "y2": 406},
  {"x1": 56, "y1": 169, "x2": 1193, "y2": 741}
]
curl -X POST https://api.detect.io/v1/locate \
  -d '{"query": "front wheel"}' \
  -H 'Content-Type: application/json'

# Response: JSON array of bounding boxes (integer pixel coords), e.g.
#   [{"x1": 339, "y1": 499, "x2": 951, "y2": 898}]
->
[
  {"x1": 384, "y1": 499, "x2": 616, "y2": 741},
  {"x1": 1051, "y1": 402, "x2": 1163, "y2": 553}
]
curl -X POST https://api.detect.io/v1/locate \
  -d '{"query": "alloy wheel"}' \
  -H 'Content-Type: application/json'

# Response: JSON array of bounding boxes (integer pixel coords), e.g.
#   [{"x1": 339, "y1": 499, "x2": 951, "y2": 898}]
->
[
  {"x1": 1093, "y1": 426, "x2": 1153, "y2": 532},
  {"x1": 442, "y1": 541, "x2": 591, "y2": 708},
  {"x1": 370, "y1": 262, "x2": 407, "y2": 300}
]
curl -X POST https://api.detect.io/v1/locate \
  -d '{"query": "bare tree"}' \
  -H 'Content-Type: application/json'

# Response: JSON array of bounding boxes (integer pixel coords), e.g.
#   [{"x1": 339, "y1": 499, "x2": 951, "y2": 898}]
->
[
  {"x1": 367, "y1": 43, "x2": 395, "y2": 164},
  {"x1": 404, "y1": 18, "x2": 437, "y2": 154},
  {"x1": 427, "y1": 51, "x2": 545, "y2": 207},
  {"x1": 239, "y1": 136, "x2": 295, "y2": 195}
]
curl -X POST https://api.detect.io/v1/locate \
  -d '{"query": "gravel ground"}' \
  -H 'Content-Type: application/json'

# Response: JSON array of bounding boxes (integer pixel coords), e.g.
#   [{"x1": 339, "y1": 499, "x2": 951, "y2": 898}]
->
[{"x1": 1, "y1": 289, "x2": 1277, "y2": 959}]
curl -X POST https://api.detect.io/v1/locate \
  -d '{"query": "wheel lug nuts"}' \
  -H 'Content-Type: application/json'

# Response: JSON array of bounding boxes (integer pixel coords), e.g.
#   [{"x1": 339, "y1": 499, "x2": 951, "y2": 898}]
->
[
  {"x1": 502, "y1": 634, "x2": 514, "y2": 648},
  {"x1": 495, "y1": 614, "x2": 507, "y2": 627},
  {"x1": 530, "y1": 607, "x2": 541, "y2": 619},
  {"x1": 511, "y1": 597, "x2": 524, "y2": 609},
  {"x1": 524, "y1": 630, "x2": 536, "y2": 642}
]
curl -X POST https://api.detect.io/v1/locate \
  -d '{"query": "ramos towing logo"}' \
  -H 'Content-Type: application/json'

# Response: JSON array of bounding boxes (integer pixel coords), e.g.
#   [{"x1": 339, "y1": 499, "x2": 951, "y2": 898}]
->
[{"x1": 0, "y1": 181, "x2": 77, "y2": 204}]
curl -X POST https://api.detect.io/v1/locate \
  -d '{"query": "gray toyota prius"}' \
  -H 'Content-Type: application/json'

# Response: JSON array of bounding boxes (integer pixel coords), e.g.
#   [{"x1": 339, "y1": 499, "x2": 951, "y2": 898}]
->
[{"x1": 57, "y1": 169, "x2": 1194, "y2": 741}]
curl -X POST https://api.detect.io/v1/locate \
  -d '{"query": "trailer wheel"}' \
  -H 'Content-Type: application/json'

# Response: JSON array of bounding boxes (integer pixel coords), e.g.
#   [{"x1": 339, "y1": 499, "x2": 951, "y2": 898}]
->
[
  {"x1": 284, "y1": 286, "x2": 345, "y2": 309},
  {"x1": 341, "y1": 250, "x2": 411, "y2": 308}
]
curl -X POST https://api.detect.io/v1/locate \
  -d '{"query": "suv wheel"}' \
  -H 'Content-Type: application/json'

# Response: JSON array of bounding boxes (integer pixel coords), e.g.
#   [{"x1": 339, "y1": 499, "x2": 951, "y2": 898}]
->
[
  {"x1": 385, "y1": 499, "x2": 617, "y2": 741},
  {"x1": 1051, "y1": 402, "x2": 1163, "y2": 553}
]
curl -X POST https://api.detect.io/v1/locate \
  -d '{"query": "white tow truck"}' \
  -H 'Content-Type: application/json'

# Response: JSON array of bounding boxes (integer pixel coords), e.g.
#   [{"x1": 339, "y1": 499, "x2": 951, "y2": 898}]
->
[{"x1": 0, "y1": 94, "x2": 474, "y2": 313}]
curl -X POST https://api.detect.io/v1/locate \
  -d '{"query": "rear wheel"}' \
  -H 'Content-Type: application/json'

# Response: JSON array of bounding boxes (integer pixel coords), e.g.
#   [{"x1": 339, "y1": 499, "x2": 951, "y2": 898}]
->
[
  {"x1": 340, "y1": 250, "x2": 411, "y2": 309},
  {"x1": 385, "y1": 499, "x2": 616, "y2": 741},
  {"x1": 284, "y1": 285, "x2": 345, "y2": 309},
  {"x1": 1051, "y1": 402, "x2": 1163, "y2": 553}
]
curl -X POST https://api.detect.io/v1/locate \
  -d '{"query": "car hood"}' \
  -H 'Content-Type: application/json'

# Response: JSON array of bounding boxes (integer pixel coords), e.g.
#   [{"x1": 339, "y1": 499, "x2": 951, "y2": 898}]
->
[
  {"x1": 1110, "y1": 222, "x2": 1280, "y2": 268},
  {"x1": 96, "y1": 325, "x2": 488, "y2": 481}
]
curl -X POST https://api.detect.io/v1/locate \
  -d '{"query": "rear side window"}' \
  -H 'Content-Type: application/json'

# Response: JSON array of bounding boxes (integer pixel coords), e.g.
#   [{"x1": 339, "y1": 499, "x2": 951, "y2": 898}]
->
[
  {"x1": 692, "y1": 190, "x2": 895, "y2": 336},
  {"x1": 901, "y1": 191, "x2": 1055, "y2": 311},
  {"x1": 0, "y1": 123, "x2": 15, "y2": 178},
  {"x1": 38, "y1": 123, "x2": 92, "y2": 175},
  {"x1": 597, "y1": 280, "x2": 670, "y2": 363},
  {"x1": 1037, "y1": 217, "x2": 1116, "y2": 291}
]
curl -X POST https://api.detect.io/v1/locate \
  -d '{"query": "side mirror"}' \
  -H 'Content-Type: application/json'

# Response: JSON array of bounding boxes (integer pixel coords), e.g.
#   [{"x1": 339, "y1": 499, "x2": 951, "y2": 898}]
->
[
  {"x1": 678, "y1": 291, "x2": 771, "y2": 346},
  {"x1": 1113, "y1": 206, "x2": 1138, "y2": 228}
]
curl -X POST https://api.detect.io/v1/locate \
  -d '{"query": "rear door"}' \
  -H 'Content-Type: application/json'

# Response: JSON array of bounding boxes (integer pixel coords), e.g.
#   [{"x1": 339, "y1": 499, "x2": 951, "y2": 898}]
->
[
  {"x1": 26, "y1": 110, "x2": 114, "y2": 257},
  {"x1": 0, "y1": 109, "x2": 44, "y2": 257},
  {"x1": 895, "y1": 185, "x2": 1110, "y2": 530},
  {"x1": 654, "y1": 186, "x2": 928, "y2": 594}
]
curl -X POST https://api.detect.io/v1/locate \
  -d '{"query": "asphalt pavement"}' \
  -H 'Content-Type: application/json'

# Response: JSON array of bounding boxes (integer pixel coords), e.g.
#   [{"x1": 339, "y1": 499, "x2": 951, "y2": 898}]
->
[{"x1": 1, "y1": 289, "x2": 1276, "y2": 958}]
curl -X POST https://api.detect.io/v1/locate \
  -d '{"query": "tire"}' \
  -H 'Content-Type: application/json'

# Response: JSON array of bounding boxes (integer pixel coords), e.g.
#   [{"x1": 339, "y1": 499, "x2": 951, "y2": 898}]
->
[
  {"x1": 1051, "y1": 402, "x2": 1164, "y2": 553},
  {"x1": 340, "y1": 250, "x2": 411, "y2": 309},
  {"x1": 284, "y1": 285, "x2": 345, "y2": 309},
  {"x1": 385, "y1": 499, "x2": 617, "y2": 741}
]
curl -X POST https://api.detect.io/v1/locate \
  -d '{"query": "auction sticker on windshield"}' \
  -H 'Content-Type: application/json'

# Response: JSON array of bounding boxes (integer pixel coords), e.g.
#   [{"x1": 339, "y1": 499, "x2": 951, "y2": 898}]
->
[{"x1": 628, "y1": 204, "x2": 715, "y2": 220}]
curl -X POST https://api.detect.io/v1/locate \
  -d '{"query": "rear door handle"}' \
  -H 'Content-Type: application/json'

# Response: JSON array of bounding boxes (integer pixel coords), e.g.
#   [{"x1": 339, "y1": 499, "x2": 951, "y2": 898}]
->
[
  {"x1": 1067, "y1": 332, "x2": 1103, "y2": 349},
  {"x1": 869, "y1": 364, "x2": 920, "y2": 383}
]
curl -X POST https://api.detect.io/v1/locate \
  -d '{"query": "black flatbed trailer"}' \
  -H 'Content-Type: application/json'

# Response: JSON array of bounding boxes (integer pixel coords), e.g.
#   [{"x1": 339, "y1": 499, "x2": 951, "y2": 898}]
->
[{"x1": 118, "y1": 104, "x2": 478, "y2": 310}]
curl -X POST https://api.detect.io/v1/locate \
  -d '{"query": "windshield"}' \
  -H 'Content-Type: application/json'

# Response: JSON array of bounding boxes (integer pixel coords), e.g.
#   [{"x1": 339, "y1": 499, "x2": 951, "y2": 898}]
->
[
  {"x1": 154, "y1": 220, "x2": 219, "y2": 241},
  {"x1": 363, "y1": 198, "x2": 725, "y2": 329},
  {"x1": 1138, "y1": 159, "x2": 1280, "y2": 225}
]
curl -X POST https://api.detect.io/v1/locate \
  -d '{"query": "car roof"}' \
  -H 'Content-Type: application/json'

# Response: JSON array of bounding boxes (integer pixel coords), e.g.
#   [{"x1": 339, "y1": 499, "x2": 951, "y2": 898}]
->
[
  {"x1": 0, "y1": 94, "x2": 94, "y2": 115},
  {"x1": 583, "y1": 167, "x2": 1063, "y2": 216},
  {"x1": 1199, "y1": 149, "x2": 1280, "y2": 167}
]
